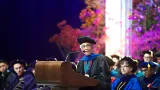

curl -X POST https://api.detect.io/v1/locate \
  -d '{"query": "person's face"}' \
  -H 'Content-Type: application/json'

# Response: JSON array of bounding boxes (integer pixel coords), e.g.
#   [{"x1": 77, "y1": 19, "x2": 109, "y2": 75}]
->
[
  {"x1": 143, "y1": 54, "x2": 152, "y2": 62},
  {"x1": 157, "y1": 57, "x2": 160, "y2": 64},
  {"x1": 141, "y1": 68, "x2": 155, "y2": 78},
  {"x1": 0, "y1": 62, "x2": 8, "y2": 73},
  {"x1": 80, "y1": 42, "x2": 93, "y2": 56},
  {"x1": 120, "y1": 61, "x2": 133, "y2": 75},
  {"x1": 112, "y1": 57, "x2": 119, "y2": 65},
  {"x1": 13, "y1": 63, "x2": 24, "y2": 76}
]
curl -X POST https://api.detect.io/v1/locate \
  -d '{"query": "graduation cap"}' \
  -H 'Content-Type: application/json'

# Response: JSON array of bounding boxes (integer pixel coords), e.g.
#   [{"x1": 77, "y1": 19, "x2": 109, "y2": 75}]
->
[
  {"x1": 11, "y1": 60, "x2": 27, "y2": 67},
  {"x1": 77, "y1": 36, "x2": 96, "y2": 45},
  {"x1": 154, "y1": 51, "x2": 160, "y2": 57},
  {"x1": 111, "y1": 55, "x2": 120, "y2": 60},
  {"x1": 139, "y1": 62, "x2": 157, "y2": 69}
]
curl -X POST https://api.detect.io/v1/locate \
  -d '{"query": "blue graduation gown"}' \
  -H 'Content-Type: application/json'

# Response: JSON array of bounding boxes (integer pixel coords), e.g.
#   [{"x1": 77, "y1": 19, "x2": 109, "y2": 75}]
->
[
  {"x1": 139, "y1": 74, "x2": 160, "y2": 90},
  {"x1": 112, "y1": 74, "x2": 142, "y2": 90},
  {"x1": 150, "y1": 77, "x2": 160, "y2": 89}
]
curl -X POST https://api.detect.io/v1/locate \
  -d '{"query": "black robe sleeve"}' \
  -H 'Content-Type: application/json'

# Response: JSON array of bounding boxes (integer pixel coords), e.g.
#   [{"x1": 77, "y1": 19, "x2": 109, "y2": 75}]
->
[{"x1": 96, "y1": 55, "x2": 111, "y2": 90}]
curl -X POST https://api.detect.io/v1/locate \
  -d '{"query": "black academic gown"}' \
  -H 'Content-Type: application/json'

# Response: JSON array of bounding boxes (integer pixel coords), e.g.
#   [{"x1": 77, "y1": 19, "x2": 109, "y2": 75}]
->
[
  {"x1": 77, "y1": 55, "x2": 111, "y2": 90},
  {"x1": 0, "y1": 70, "x2": 15, "y2": 90},
  {"x1": 5, "y1": 71, "x2": 37, "y2": 90}
]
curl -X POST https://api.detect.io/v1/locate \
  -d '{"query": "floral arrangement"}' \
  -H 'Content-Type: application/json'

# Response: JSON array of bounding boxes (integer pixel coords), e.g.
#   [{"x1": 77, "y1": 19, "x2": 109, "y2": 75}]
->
[
  {"x1": 128, "y1": 0, "x2": 160, "y2": 59},
  {"x1": 49, "y1": 0, "x2": 107, "y2": 57}
]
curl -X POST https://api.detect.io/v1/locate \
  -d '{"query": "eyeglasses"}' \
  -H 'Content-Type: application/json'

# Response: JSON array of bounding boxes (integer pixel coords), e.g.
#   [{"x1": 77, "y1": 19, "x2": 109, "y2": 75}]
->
[{"x1": 80, "y1": 44, "x2": 92, "y2": 49}]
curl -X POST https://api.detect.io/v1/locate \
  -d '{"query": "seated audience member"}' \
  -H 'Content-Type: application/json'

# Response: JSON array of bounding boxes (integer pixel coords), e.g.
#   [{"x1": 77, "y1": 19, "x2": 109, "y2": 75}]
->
[
  {"x1": 143, "y1": 50, "x2": 153, "y2": 62},
  {"x1": 6, "y1": 60, "x2": 37, "y2": 90},
  {"x1": 136, "y1": 50, "x2": 154, "y2": 77},
  {"x1": 139, "y1": 62, "x2": 160, "y2": 90},
  {"x1": 0, "y1": 59, "x2": 15, "y2": 90},
  {"x1": 135, "y1": 60, "x2": 145, "y2": 77},
  {"x1": 110, "y1": 55, "x2": 121, "y2": 78},
  {"x1": 112, "y1": 57, "x2": 143, "y2": 90}
]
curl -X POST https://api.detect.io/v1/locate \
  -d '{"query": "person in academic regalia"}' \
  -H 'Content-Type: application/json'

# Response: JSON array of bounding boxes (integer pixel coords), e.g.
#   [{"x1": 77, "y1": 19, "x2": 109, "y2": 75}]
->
[
  {"x1": 5, "y1": 60, "x2": 37, "y2": 90},
  {"x1": 0, "y1": 59, "x2": 15, "y2": 90},
  {"x1": 76, "y1": 36, "x2": 111, "y2": 90},
  {"x1": 138, "y1": 62, "x2": 160, "y2": 90},
  {"x1": 135, "y1": 60, "x2": 145, "y2": 77},
  {"x1": 112, "y1": 57, "x2": 143, "y2": 90},
  {"x1": 110, "y1": 55, "x2": 121, "y2": 78},
  {"x1": 136, "y1": 50, "x2": 154, "y2": 78},
  {"x1": 143, "y1": 50, "x2": 153, "y2": 62}
]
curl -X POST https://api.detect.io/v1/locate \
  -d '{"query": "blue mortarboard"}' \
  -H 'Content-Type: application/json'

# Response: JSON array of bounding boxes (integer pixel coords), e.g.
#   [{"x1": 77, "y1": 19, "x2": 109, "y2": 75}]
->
[
  {"x1": 139, "y1": 62, "x2": 157, "y2": 69},
  {"x1": 77, "y1": 36, "x2": 96, "y2": 45}
]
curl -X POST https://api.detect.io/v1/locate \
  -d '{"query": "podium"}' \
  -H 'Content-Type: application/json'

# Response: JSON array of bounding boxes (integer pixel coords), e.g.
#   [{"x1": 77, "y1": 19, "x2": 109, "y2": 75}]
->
[{"x1": 35, "y1": 61, "x2": 98, "y2": 90}]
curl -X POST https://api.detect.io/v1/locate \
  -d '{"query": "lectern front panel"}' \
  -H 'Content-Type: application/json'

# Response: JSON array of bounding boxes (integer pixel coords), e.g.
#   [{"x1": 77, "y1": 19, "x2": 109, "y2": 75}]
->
[{"x1": 35, "y1": 61, "x2": 63, "y2": 84}]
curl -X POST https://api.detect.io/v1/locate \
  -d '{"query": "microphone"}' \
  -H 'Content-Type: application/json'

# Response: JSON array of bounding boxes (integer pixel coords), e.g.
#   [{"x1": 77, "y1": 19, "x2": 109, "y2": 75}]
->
[{"x1": 65, "y1": 51, "x2": 81, "y2": 62}]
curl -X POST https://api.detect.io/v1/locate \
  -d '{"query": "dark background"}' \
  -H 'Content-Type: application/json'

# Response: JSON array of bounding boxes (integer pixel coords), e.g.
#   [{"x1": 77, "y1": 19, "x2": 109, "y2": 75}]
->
[{"x1": 0, "y1": 0, "x2": 85, "y2": 63}]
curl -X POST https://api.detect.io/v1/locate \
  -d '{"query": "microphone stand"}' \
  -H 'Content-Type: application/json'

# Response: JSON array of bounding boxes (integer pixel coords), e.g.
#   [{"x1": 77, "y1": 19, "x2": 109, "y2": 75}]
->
[{"x1": 65, "y1": 51, "x2": 81, "y2": 62}]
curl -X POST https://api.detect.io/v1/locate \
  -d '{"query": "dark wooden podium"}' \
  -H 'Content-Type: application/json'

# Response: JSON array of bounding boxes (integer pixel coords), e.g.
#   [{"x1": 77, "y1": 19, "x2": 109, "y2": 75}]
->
[{"x1": 35, "y1": 61, "x2": 98, "y2": 90}]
